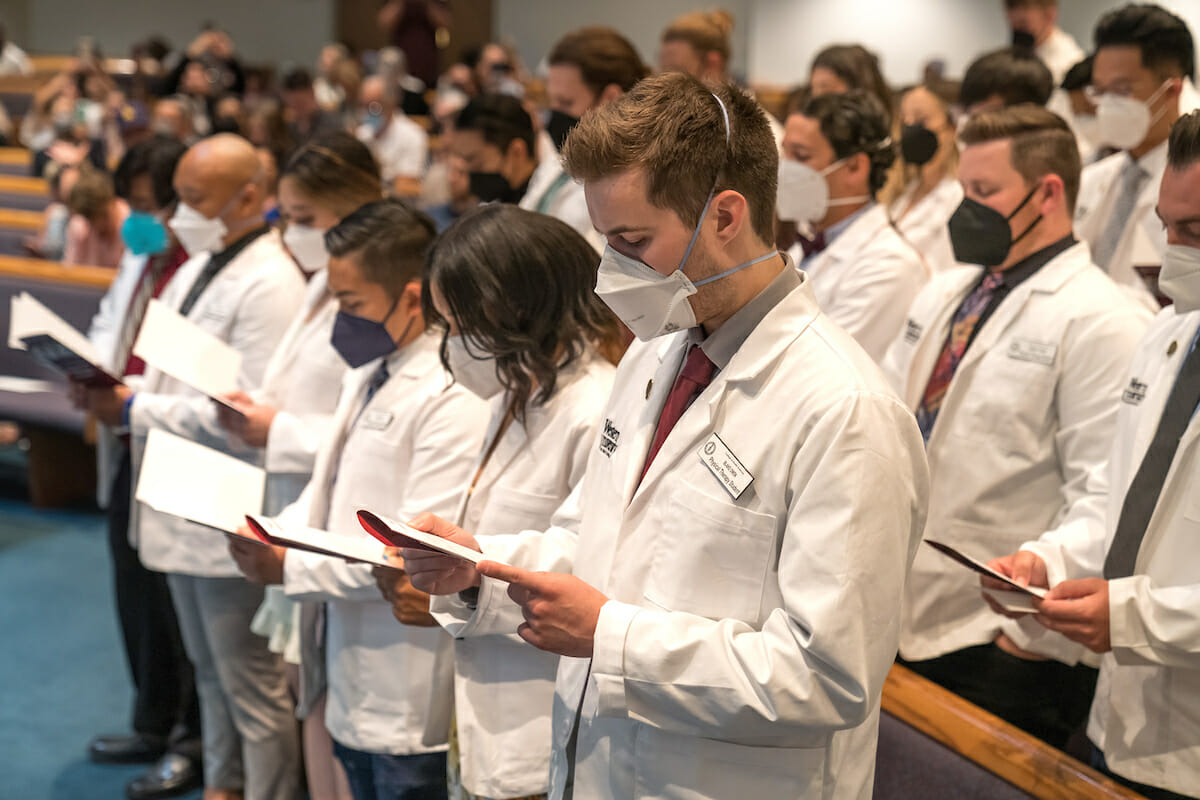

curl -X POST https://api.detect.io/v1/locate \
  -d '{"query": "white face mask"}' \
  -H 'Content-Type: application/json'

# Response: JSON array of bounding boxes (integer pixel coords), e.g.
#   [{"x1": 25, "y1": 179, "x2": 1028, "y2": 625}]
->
[
  {"x1": 776, "y1": 158, "x2": 869, "y2": 226},
  {"x1": 168, "y1": 201, "x2": 228, "y2": 256},
  {"x1": 445, "y1": 335, "x2": 504, "y2": 398},
  {"x1": 283, "y1": 223, "x2": 329, "y2": 273},
  {"x1": 1095, "y1": 81, "x2": 1171, "y2": 150},
  {"x1": 1159, "y1": 243, "x2": 1200, "y2": 313}
]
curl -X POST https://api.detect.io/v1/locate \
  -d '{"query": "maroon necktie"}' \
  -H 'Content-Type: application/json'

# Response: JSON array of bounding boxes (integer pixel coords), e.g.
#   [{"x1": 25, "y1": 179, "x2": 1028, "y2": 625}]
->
[
  {"x1": 798, "y1": 231, "x2": 828, "y2": 258},
  {"x1": 641, "y1": 346, "x2": 716, "y2": 480}
]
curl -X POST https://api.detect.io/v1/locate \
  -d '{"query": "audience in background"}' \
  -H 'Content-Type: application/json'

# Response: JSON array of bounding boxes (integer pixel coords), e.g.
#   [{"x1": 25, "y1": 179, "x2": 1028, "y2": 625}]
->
[
  {"x1": 354, "y1": 74, "x2": 428, "y2": 198},
  {"x1": 451, "y1": 93, "x2": 537, "y2": 206},
  {"x1": 62, "y1": 166, "x2": 128, "y2": 267},
  {"x1": 959, "y1": 46, "x2": 1055, "y2": 115},
  {"x1": 1004, "y1": 0, "x2": 1085, "y2": 84},
  {"x1": 0, "y1": 22, "x2": 32, "y2": 75},
  {"x1": 807, "y1": 43, "x2": 895, "y2": 124}
]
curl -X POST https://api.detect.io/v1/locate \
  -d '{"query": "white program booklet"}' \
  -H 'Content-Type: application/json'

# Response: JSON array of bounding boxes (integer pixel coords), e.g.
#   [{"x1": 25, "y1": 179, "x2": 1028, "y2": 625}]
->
[
  {"x1": 8, "y1": 292, "x2": 122, "y2": 386},
  {"x1": 133, "y1": 299, "x2": 243, "y2": 407},
  {"x1": 356, "y1": 509, "x2": 498, "y2": 566},
  {"x1": 242, "y1": 514, "x2": 393, "y2": 568},
  {"x1": 924, "y1": 539, "x2": 1048, "y2": 598},
  {"x1": 135, "y1": 429, "x2": 264, "y2": 533}
]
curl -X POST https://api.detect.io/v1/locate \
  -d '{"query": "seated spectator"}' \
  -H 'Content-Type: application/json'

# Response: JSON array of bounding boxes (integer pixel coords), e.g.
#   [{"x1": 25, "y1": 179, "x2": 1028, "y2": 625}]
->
[
  {"x1": 314, "y1": 42, "x2": 351, "y2": 111},
  {"x1": 1004, "y1": 0, "x2": 1085, "y2": 83},
  {"x1": 283, "y1": 67, "x2": 346, "y2": 144},
  {"x1": 1075, "y1": 3, "x2": 1195, "y2": 308},
  {"x1": 779, "y1": 91, "x2": 927, "y2": 361},
  {"x1": 212, "y1": 94, "x2": 246, "y2": 136},
  {"x1": 0, "y1": 22, "x2": 32, "y2": 75},
  {"x1": 25, "y1": 164, "x2": 78, "y2": 261},
  {"x1": 451, "y1": 93, "x2": 537, "y2": 205},
  {"x1": 959, "y1": 46, "x2": 1054, "y2": 115},
  {"x1": 881, "y1": 83, "x2": 962, "y2": 273},
  {"x1": 468, "y1": 42, "x2": 525, "y2": 97},
  {"x1": 355, "y1": 74, "x2": 428, "y2": 198},
  {"x1": 158, "y1": 28, "x2": 244, "y2": 101},
  {"x1": 150, "y1": 96, "x2": 197, "y2": 144},
  {"x1": 32, "y1": 93, "x2": 107, "y2": 178},
  {"x1": 63, "y1": 167, "x2": 129, "y2": 267},
  {"x1": 807, "y1": 43, "x2": 895, "y2": 125},
  {"x1": 377, "y1": 46, "x2": 431, "y2": 117}
]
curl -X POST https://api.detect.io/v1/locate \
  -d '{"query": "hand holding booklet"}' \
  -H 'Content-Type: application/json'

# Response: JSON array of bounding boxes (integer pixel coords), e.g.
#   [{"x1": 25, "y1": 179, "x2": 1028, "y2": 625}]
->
[
  {"x1": 357, "y1": 509, "x2": 496, "y2": 566},
  {"x1": 243, "y1": 515, "x2": 393, "y2": 568},
  {"x1": 132, "y1": 299, "x2": 245, "y2": 413},
  {"x1": 923, "y1": 539, "x2": 1047, "y2": 614},
  {"x1": 8, "y1": 292, "x2": 122, "y2": 386}
]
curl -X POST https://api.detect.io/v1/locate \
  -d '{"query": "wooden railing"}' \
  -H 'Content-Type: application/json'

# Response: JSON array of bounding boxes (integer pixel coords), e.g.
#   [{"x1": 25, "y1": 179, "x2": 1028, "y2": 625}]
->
[
  {"x1": 882, "y1": 665, "x2": 1145, "y2": 800},
  {"x1": 0, "y1": 254, "x2": 113, "y2": 289}
]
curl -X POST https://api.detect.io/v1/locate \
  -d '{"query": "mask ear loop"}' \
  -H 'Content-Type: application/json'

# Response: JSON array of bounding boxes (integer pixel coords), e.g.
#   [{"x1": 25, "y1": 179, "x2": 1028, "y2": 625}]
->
[
  {"x1": 677, "y1": 92, "x2": 733, "y2": 272},
  {"x1": 1007, "y1": 180, "x2": 1044, "y2": 250}
]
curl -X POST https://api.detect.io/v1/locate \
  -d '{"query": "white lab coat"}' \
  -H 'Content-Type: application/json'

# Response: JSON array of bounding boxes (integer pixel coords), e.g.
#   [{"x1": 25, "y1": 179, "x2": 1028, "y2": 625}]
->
[
  {"x1": 128, "y1": 230, "x2": 306, "y2": 576},
  {"x1": 253, "y1": 268, "x2": 346, "y2": 516},
  {"x1": 888, "y1": 177, "x2": 962, "y2": 275},
  {"x1": 520, "y1": 150, "x2": 603, "y2": 253},
  {"x1": 1011, "y1": 307, "x2": 1200, "y2": 796},
  {"x1": 431, "y1": 351, "x2": 614, "y2": 799},
  {"x1": 1075, "y1": 141, "x2": 1166, "y2": 310},
  {"x1": 1036, "y1": 27, "x2": 1085, "y2": 85},
  {"x1": 788, "y1": 203, "x2": 929, "y2": 363},
  {"x1": 446, "y1": 274, "x2": 929, "y2": 800},
  {"x1": 880, "y1": 241, "x2": 1151, "y2": 661},
  {"x1": 87, "y1": 248, "x2": 154, "y2": 507},
  {"x1": 356, "y1": 113, "x2": 429, "y2": 183},
  {"x1": 281, "y1": 333, "x2": 488, "y2": 755}
]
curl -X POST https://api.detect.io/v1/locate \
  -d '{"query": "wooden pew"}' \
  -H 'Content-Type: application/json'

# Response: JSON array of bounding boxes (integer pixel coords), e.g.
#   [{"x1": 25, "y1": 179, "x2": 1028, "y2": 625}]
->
[
  {"x1": 0, "y1": 174, "x2": 48, "y2": 196},
  {"x1": 0, "y1": 208, "x2": 45, "y2": 232},
  {"x1": 0, "y1": 147, "x2": 32, "y2": 168},
  {"x1": 877, "y1": 665, "x2": 1145, "y2": 800},
  {"x1": 0, "y1": 255, "x2": 111, "y2": 507}
]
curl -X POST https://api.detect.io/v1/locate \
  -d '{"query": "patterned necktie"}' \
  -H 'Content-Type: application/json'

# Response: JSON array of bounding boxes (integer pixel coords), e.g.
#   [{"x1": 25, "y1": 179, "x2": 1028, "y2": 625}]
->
[
  {"x1": 1092, "y1": 158, "x2": 1147, "y2": 273},
  {"x1": 358, "y1": 361, "x2": 390, "y2": 419},
  {"x1": 798, "y1": 230, "x2": 828, "y2": 259},
  {"x1": 113, "y1": 254, "x2": 168, "y2": 376},
  {"x1": 1104, "y1": 338, "x2": 1200, "y2": 578},
  {"x1": 916, "y1": 272, "x2": 1005, "y2": 441},
  {"x1": 641, "y1": 345, "x2": 716, "y2": 481}
]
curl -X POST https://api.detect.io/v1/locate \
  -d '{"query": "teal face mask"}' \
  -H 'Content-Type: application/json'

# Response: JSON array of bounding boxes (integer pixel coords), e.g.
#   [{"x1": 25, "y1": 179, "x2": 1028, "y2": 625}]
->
[{"x1": 121, "y1": 211, "x2": 169, "y2": 256}]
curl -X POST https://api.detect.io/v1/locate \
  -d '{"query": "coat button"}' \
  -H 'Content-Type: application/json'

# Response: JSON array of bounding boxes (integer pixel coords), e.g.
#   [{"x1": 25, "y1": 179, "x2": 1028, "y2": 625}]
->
[
  {"x1": 1168, "y1": 340, "x2": 1178, "y2": 356},
  {"x1": 645, "y1": 379, "x2": 653, "y2": 399}
]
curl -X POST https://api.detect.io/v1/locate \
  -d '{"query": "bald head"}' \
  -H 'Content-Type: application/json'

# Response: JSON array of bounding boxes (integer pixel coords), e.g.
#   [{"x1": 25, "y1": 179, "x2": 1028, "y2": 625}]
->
[{"x1": 174, "y1": 134, "x2": 266, "y2": 246}]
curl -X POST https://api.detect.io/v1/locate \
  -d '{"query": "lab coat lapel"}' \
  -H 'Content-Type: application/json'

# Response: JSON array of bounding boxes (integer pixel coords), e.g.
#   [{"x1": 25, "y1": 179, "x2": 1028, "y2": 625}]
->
[
  {"x1": 261, "y1": 271, "x2": 329, "y2": 392},
  {"x1": 616, "y1": 336, "x2": 688, "y2": 510},
  {"x1": 306, "y1": 366, "x2": 371, "y2": 528}
]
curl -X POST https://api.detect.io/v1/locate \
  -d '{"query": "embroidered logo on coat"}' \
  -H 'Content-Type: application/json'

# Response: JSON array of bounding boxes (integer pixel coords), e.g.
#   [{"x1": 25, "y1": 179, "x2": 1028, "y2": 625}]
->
[{"x1": 599, "y1": 418, "x2": 620, "y2": 457}]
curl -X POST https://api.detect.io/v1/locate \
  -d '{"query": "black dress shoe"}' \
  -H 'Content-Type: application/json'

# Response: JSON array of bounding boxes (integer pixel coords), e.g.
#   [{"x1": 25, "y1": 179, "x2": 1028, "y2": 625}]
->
[
  {"x1": 87, "y1": 733, "x2": 167, "y2": 764},
  {"x1": 125, "y1": 753, "x2": 203, "y2": 800}
]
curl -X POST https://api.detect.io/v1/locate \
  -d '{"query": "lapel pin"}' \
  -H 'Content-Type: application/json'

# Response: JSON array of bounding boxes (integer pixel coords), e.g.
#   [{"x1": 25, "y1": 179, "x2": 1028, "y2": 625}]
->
[
  {"x1": 645, "y1": 379, "x2": 653, "y2": 399},
  {"x1": 1168, "y1": 341, "x2": 1178, "y2": 356}
]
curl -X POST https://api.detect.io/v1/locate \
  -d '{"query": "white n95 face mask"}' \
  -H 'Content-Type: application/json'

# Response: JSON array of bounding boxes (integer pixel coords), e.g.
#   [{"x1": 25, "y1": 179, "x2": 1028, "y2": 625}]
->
[
  {"x1": 283, "y1": 223, "x2": 329, "y2": 273},
  {"x1": 595, "y1": 245, "x2": 702, "y2": 341},
  {"x1": 168, "y1": 202, "x2": 228, "y2": 256},
  {"x1": 776, "y1": 158, "x2": 869, "y2": 225},
  {"x1": 1095, "y1": 81, "x2": 1170, "y2": 150},
  {"x1": 1159, "y1": 243, "x2": 1200, "y2": 313},
  {"x1": 445, "y1": 335, "x2": 504, "y2": 398}
]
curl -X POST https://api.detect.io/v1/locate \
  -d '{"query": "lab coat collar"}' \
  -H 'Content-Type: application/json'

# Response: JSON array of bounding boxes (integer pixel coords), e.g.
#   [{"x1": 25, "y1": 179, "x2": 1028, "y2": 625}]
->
[{"x1": 814, "y1": 203, "x2": 891, "y2": 270}]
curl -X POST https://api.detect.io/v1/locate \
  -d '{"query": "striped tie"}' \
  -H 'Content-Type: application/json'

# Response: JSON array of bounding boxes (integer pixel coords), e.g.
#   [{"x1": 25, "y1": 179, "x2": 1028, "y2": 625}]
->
[
  {"x1": 916, "y1": 272, "x2": 1004, "y2": 442},
  {"x1": 113, "y1": 254, "x2": 167, "y2": 376}
]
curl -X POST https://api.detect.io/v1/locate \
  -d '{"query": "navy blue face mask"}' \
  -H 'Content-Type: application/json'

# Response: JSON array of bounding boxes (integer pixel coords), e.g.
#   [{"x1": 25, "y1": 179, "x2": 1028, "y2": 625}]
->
[{"x1": 331, "y1": 297, "x2": 403, "y2": 368}]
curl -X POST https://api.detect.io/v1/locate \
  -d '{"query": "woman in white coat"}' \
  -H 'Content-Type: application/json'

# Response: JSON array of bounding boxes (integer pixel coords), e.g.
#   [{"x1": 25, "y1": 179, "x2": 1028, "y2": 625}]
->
[
  {"x1": 881, "y1": 84, "x2": 962, "y2": 274},
  {"x1": 217, "y1": 131, "x2": 384, "y2": 800},
  {"x1": 374, "y1": 205, "x2": 621, "y2": 800}
]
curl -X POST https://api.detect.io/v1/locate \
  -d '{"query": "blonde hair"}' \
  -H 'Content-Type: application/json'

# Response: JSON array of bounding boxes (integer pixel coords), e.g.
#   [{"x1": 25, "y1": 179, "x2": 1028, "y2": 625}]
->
[{"x1": 662, "y1": 9, "x2": 735, "y2": 66}]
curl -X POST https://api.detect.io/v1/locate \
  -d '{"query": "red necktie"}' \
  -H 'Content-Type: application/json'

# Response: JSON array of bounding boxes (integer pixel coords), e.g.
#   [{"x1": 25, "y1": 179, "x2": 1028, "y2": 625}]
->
[
  {"x1": 641, "y1": 346, "x2": 716, "y2": 480},
  {"x1": 798, "y1": 231, "x2": 827, "y2": 259}
]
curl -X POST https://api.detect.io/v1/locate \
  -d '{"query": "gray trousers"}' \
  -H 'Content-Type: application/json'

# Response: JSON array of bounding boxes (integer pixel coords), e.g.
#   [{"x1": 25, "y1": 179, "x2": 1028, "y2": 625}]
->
[{"x1": 168, "y1": 573, "x2": 301, "y2": 800}]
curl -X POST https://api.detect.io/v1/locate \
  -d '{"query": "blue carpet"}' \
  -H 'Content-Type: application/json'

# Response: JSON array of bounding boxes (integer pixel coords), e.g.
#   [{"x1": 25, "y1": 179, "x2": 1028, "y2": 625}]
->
[{"x1": 0, "y1": 494, "x2": 202, "y2": 800}]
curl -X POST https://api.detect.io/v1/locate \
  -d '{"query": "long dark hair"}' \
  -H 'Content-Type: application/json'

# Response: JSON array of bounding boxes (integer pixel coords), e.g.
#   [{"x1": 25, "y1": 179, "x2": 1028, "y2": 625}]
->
[{"x1": 422, "y1": 204, "x2": 621, "y2": 422}]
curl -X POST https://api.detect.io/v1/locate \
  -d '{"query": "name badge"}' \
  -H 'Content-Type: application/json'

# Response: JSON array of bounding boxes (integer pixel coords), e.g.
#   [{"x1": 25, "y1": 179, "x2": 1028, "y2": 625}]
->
[
  {"x1": 1007, "y1": 338, "x2": 1057, "y2": 366},
  {"x1": 697, "y1": 433, "x2": 753, "y2": 500},
  {"x1": 1122, "y1": 378, "x2": 1148, "y2": 405},
  {"x1": 360, "y1": 409, "x2": 394, "y2": 431},
  {"x1": 903, "y1": 318, "x2": 923, "y2": 344}
]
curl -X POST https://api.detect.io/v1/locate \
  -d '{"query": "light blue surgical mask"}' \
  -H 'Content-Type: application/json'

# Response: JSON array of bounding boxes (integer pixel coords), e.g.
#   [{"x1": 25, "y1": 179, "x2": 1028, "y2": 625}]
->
[{"x1": 120, "y1": 211, "x2": 169, "y2": 256}]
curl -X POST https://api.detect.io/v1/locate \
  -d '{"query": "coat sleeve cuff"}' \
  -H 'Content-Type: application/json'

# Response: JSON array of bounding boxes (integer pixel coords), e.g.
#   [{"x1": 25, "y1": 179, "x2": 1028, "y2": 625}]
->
[
  {"x1": 591, "y1": 600, "x2": 641, "y2": 718},
  {"x1": 1108, "y1": 575, "x2": 1150, "y2": 651}
]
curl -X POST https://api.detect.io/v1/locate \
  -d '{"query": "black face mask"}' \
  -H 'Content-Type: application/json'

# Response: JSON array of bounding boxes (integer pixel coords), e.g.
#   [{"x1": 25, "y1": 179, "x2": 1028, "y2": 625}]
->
[
  {"x1": 900, "y1": 123, "x2": 940, "y2": 166},
  {"x1": 547, "y1": 109, "x2": 580, "y2": 152},
  {"x1": 1011, "y1": 29, "x2": 1037, "y2": 52},
  {"x1": 947, "y1": 183, "x2": 1043, "y2": 267},
  {"x1": 469, "y1": 171, "x2": 520, "y2": 204}
]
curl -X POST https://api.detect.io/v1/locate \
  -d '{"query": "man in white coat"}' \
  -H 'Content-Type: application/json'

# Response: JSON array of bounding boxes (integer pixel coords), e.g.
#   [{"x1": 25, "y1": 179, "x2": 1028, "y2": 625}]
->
[
  {"x1": 521, "y1": 26, "x2": 649, "y2": 252},
  {"x1": 228, "y1": 199, "x2": 488, "y2": 800},
  {"x1": 1003, "y1": 0, "x2": 1085, "y2": 85},
  {"x1": 403, "y1": 73, "x2": 930, "y2": 800},
  {"x1": 779, "y1": 90, "x2": 928, "y2": 363},
  {"x1": 88, "y1": 134, "x2": 306, "y2": 800},
  {"x1": 985, "y1": 110, "x2": 1200, "y2": 800},
  {"x1": 882, "y1": 105, "x2": 1152, "y2": 750},
  {"x1": 1075, "y1": 4, "x2": 1195, "y2": 308}
]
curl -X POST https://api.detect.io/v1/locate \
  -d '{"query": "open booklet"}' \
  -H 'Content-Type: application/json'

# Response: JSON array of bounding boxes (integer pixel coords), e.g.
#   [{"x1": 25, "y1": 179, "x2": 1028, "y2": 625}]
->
[
  {"x1": 357, "y1": 509, "x2": 497, "y2": 566},
  {"x1": 242, "y1": 514, "x2": 393, "y2": 568},
  {"x1": 132, "y1": 299, "x2": 246, "y2": 413},
  {"x1": 924, "y1": 539, "x2": 1046, "y2": 614},
  {"x1": 8, "y1": 292, "x2": 122, "y2": 386}
]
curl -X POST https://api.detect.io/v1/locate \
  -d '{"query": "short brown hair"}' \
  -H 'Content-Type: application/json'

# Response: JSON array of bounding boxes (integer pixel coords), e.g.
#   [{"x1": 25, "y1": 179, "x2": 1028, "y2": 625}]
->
[
  {"x1": 561, "y1": 72, "x2": 777, "y2": 244},
  {"x1": 547, "y1": 27, "x2": 649, "y2": 96},
  {"x1": 67, "y1": 167, "x2": 115, "y2": 221},
  {"x1": 959, "y1": 104, "x2": 1081, "y2": 212},
  {"x1": 661, "y1": 9, "x2": 734, "y2": 65},
  {"x1": 282, "y1": 131, "x2": 383, "y2": 219},
  {"x1": 324, "y1": 198, "x2": 437, "y2": 299}
]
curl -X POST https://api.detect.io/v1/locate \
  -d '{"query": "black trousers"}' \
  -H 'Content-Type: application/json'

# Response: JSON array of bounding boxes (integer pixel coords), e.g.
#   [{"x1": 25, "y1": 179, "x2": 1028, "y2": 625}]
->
[
  {"x1": 900, "y1": 642, "x2": 1098, "y2": 753},
  {"x1": 107, "y1": 452, "x2": 201, "y2": 750}
]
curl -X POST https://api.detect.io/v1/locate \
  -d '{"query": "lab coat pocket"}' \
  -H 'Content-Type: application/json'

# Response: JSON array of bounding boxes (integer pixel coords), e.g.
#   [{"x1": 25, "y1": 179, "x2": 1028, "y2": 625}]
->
[
  {"x1": 643, "y1": 479, "x2": 777, "y2": 624},
  {"x1": 477, "y1": 485, "x2": 560, "y2": 537},
  {"x1": 961, "y1": 351, "x2": 1057, "y2": 454},
  {"x1": 633, "y1": 724, "x2": 825, "y2": 800}
]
